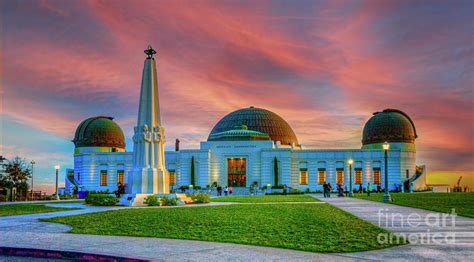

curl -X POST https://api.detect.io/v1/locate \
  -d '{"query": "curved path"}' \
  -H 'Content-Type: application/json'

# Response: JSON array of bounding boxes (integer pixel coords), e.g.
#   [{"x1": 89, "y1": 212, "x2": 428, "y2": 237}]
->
[{"x1": 312, "y1": 194, "x2": 474, "y2": 261}]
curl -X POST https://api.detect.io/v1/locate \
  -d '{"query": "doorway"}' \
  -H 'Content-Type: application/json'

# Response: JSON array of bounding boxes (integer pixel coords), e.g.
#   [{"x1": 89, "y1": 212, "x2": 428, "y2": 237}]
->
[{"x1": 227, "y1": 158, "x2": 246, "y2": 187}]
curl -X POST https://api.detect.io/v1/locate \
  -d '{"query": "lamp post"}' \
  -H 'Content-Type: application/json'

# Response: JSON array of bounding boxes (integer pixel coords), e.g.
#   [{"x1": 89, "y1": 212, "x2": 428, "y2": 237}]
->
[
  {"x1": 55, "y1": 165, "x2": 60, "y2": 200},
  {"x1": 383, "y1": 142, "x2": 391, "y2": 203},
  {"x1": 31, "y1": 160, "x2": 35, "y2": 200},
  {"x1": 348, "y1": 159, "x2": 354, "y2": 197}
]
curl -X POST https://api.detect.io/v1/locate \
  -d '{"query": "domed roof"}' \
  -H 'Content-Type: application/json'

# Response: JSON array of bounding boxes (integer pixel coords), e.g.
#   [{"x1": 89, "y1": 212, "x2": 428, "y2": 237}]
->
[
  {"x1": 73, "y1": 116, "x2": 125, "y2": 148},
  {"x1": 208, "y1": 107, "x2": 298, "y2": 145},
  {"x1": 362, "y1": 109, "x2": 417, "y2": 145}
]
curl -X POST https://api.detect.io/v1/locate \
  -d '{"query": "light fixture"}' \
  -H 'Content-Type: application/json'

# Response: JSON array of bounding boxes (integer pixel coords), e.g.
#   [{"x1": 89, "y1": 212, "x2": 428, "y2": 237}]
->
[
  {"x1": 383, "y1": 141, "x2": 390, "y2": 151},
  {"x1": 348, "y1": 159, "x2": 354, "y2": 165}
]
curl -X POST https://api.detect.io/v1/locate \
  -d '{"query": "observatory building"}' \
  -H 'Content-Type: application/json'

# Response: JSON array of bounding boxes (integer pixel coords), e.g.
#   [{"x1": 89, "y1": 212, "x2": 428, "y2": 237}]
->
[{"x1": 66, "y1": 47, "x2": 419, "y2": 195}]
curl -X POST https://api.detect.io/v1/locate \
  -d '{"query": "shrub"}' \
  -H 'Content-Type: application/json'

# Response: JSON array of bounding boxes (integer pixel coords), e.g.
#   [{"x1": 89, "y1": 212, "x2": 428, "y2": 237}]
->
[
  {"x1": 144, "y1": 195, "x2": 160, "y2": 206},
  {"x1": 160, "y1": 196, "x2": 178, "y2": 206},
  {"x1": 85, "y1": 194, "x2": 117, "y2": 206},
  {"x1": 186, "y1": 193, "x2": 210, "y2": 204}
]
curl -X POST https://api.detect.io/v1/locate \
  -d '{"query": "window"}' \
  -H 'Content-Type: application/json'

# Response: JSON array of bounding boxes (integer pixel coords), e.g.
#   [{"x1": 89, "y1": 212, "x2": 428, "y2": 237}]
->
[
  {"x1": 336, "y1": 168, "x2": 344, "y2": 184},
  {"x1": 318, "y1": 169, "x2": 326, "y2": 184},
  {"x1": 355, "y1": 168, "x2": 362, "y2": 184},
  {"x1": 100, "y1": 170, "x2": 108, "y2": 186},
  {"x1": 169, "y1": 170, "x2": 176, "y2": 185},
  {"x1": 117, "y1": 170, "x2": 124, "y2": 185},
  {"x1": 373, "y1": 168, "x2": 381, "y2": 185},
  {"x1": 299, "y1": 168, "x2": 308, "y2": 185}
]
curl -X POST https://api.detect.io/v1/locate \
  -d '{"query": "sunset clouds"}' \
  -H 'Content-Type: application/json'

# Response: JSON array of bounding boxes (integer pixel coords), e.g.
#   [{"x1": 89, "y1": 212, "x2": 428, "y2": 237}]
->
[{"x1": 1, "y1": 0, "x2": 473, "y2": 191}]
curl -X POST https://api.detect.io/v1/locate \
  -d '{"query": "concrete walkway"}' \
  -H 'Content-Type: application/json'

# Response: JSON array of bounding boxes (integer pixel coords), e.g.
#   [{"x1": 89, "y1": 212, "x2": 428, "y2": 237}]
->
[
  {"x1": 0, "y1": 202, "x2": 352, "y2": 261},
  {"x1": 312, "y1": 194, "x2": 474, "y2": 261}
]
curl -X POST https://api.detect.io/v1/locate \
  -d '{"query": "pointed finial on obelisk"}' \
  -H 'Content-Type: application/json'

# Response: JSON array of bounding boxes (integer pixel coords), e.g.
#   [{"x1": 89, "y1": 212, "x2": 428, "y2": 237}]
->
[{"x1": 144, "y1": 44, "x2": 157, "y2": 59}]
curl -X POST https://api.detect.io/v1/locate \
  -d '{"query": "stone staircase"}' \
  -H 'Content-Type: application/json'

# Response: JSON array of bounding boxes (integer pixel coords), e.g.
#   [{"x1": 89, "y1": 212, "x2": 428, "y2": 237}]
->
[
  {"x1": 175, "y1": 193, "x2": 193, "y2": 204},
  {"x1": 118, "y1": 194, "x2": 151, "y2": 207}
]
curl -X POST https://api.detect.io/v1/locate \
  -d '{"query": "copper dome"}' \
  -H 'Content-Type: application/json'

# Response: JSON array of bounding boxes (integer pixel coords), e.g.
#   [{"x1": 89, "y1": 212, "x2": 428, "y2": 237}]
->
[
  {"x1": 362, "y1": 109, "x2": 417, "y2": 145},
  {"x1": 73, "y1": 116, "x2": 125, "y2": 149}
]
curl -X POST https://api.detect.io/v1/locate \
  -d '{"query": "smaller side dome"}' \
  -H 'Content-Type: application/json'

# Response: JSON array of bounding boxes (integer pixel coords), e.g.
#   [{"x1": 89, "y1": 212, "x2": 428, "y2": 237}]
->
[
  {"x1": 362, "y1": 109, "x2": 417, "y2": 145},
  {"x1": 73, "y1": 116, "x2": 125, "y2": 149}
]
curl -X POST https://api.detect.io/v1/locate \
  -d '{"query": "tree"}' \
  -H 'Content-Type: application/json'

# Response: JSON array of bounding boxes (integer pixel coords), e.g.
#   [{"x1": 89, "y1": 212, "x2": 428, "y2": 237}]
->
[
  {"x1": 190, "y1": 156, "x2": 195, "y2": 186},
  {"x1": 273, "y1": 157, "x2": 279, "y2": 186},
  {"x1": 0, "y1": 157, "x2": 31, "y2": 192}
]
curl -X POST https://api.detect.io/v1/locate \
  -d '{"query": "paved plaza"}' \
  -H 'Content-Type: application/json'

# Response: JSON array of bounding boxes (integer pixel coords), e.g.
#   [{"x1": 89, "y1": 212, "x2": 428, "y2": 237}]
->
[{"x1": 1, "y1": 198, "x2": 473, "y2": 261}]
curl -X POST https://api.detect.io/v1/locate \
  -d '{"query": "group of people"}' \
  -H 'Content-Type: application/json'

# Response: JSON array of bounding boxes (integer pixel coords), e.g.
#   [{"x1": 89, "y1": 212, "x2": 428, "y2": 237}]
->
[
  {"x1": 322, "y1": 182, "x2": 332, "y2": 197},
  {"x1": 322, "y1": 181, "x2": 382, "y2": 197},
  {"x1": 215, "y1": 185, "x2": 233, "y2": 196}
]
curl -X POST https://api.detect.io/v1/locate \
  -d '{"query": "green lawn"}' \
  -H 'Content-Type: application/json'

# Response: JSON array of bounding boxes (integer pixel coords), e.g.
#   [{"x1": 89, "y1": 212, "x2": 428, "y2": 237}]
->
[
  {"x1": 354, "y1": 192, "x2": 474, "y2": 218},
  {"x1": 43, "y1": 203, "x2": 404, "y2": 253},
  {"x1": 211, "y1": 195, "x2": 318, "y2": 203},
  {"x1": 0, "y1": 202, "x2": 81, "y2": 217}
]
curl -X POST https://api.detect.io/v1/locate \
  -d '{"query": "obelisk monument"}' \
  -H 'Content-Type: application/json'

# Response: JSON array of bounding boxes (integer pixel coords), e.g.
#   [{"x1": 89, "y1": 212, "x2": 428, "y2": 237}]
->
[{"x1": 128, "y1": 45, "x2": 169, "y2": 195}]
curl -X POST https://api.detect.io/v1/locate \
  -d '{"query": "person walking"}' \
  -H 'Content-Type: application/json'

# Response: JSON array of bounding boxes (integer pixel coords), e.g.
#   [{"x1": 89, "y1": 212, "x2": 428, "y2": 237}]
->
[
  {"x1": 327, "y1": 183, "x2": 332, "y2": 198},
  {"x1": 229, "y1": 186, "x2": 233, "y2": 195},
  {"x1": 323, "y1": 182, "x2": 328, "y2": 198},
  {"x1": 224, "y1": 186, "x2": 228, "y2": 196},
  {"x1": 217, "y1": 185, "x2": 222, "y2": 196},
  {"x1": 358, "y1": 184, "x2": 363, "y2": 194},
  {"x1": 367, "y1": 182, "x2": 372, "y2": 196},
  {"x1": 376, "y1": 184, "x2": 381, "y2": 193}
]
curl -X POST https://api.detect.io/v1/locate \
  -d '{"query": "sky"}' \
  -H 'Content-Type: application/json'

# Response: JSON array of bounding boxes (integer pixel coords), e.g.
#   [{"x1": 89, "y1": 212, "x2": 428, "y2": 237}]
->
[{"x1": 1, "y1": 0, "x2": 473, "y2": 193}]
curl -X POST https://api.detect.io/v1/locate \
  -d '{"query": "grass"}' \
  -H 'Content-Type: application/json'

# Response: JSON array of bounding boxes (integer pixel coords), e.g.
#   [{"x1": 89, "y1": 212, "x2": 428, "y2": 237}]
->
[
  {"x1": 354, "y1": 192, "x2": 474, "y2": 218},
  {"x1": 43, "y1": 203, "x2": 404, "y2": 253},
  {"x1": 211, "y1": 195, "x2": 318, "y2": 203},
  {"x1": 0, "y1": 202, "x2": 81, "y2": 217}
]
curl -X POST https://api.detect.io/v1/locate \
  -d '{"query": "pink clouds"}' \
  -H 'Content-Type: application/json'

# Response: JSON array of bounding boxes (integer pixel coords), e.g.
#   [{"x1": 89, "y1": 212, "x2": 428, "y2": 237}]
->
[{"x1": 2, "y1": 0, "x2": 473, "y2": 175}]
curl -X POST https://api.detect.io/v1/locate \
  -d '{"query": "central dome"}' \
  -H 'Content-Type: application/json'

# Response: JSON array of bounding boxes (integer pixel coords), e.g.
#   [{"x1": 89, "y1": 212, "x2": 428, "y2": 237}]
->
[{"x1": 208, "y1": 107, "x2": 298, "y2": 145}]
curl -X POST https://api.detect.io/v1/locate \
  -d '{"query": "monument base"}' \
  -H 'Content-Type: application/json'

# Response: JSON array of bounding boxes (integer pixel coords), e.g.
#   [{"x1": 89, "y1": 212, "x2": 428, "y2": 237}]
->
[
  {"x1": 119, "y1": 193, "x2": 190, "y2": 207},
  {"x1": 128, "y1": 167, "x2": 169, "y2": 195}
]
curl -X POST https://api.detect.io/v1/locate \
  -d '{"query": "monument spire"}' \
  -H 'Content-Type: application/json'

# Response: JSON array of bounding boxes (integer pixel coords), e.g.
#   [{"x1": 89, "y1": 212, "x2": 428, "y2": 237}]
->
[{"x1": 127, "y1": 44, "x2": 169, "y2": 196}]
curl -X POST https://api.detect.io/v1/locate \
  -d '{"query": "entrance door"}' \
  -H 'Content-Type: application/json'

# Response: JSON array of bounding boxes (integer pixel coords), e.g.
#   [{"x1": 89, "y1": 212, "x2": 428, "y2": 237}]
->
[{"x1": 227, "y1": 158, "x2": 246, "y2": 187}]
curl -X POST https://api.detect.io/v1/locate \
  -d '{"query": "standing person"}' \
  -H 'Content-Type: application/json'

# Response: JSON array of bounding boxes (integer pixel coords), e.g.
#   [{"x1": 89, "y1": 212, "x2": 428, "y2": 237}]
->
[
  {"x1": 367, "y1": 183, "x2": 372, "y2": 196},
  {"x1": 358, "y1": 184, "x2": 363, "y2": 194},
  {"x1": 224, "y1": 186, "x2": 228, "y2": 196},
  {"x1": 217, "y1": 185, "x2": 222, "y2": 196},
  {"x1": 323, "y1": 182, "x2": 328, "y2": 198},
  {"x1": 254, "y1": 185, "x2": 258, "y2": 195},
  {"x1": 377, "y1": 184, "x2": 381, "y2": 193},
  {"x1": 344, "y1": 185, "x2": 348, "y2": 197},
  {"x1": 229, "y1": 186, "x2": 233, "y2": 195},
  {"x1": 115, "y1": 182, "x2": 122, "y2": 198},
  {"x1": 327, "y1": 183, "x2": 332, "y2": 198},
  {"x1": 283, "y1": 184, "x2": 287, "y2": 195}
]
